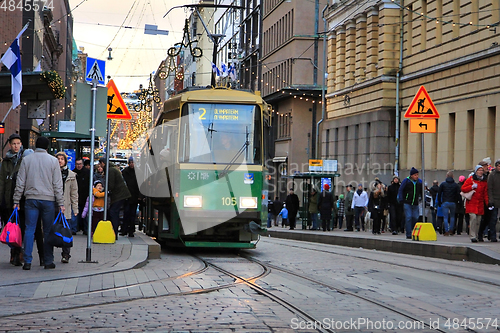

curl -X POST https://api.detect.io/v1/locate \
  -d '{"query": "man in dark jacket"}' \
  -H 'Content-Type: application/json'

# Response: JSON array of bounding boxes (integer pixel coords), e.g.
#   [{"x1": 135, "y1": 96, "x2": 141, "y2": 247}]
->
[
  {"x1": 436, "y1": 171, "x2": 460, "y2": 236},
  {"x1": 99, "y1": 157, "x2": 131, "y2": 239},
  {"x1": 121, "y1": 157, "x2": 141, "y2": 237},
  {"x1": 344, "y1": 185, "x2": 355, "y2": 231},
  {"x1": 318, "y1": 184, "x2": 334, "y2": 231},
  {"x1": 387, "y1": 176, "x2": 403, "y2": 235},
  {"x1": 398, "y1": 167, "x2": 422, "y2": 239},
  {"x1": 73, "y1": 158, "x2": 90, "y2": 234},
  {"x1": 486, "y1": 159, "x2": 500, "y2": 242},
  {"x1": 0, "y1": 134, "x2": 24, "y2": 265},
  {"x1": 285, "y1": 188, "x2": 299, "y2": 230}
]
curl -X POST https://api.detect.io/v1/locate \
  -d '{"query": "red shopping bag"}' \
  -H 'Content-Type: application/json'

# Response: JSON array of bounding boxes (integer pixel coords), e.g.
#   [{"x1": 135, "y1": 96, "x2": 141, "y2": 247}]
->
[{"x1": 0, "y1": 210, "x2": 22, "y2": 248}]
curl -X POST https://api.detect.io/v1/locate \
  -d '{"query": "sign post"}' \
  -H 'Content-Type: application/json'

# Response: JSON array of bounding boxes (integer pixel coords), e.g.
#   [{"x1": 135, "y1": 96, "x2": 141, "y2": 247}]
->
[
  {"x1": 80, "y1": 57, "x2": 106, "y2": 263},
  {"x1": 404, "y1": 86, "x2": 440, "y2": 224}
]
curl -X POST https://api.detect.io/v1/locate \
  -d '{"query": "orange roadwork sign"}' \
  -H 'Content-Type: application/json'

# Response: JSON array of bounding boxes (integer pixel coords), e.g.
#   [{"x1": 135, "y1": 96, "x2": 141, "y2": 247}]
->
[
  {"x1": 410, "y1": 119, "x2": 436, "y2": 133},
  {"x1": 106, "y1": 79, "x2": 131, "y2": 120},
  {"x1": 404, "y1": 86, "x2": 440, "y2": 119}
]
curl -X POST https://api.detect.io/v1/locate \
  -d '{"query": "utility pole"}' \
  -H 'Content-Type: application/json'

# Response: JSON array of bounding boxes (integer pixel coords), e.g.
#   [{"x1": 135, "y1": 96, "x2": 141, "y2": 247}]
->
[{"x1": 311, "y1": 0, "x2": 320, "y2": 159}]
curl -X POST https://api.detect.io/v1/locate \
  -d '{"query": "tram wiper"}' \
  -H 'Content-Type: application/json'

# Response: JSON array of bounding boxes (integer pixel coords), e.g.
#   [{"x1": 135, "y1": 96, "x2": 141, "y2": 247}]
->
[{"x1": 218, "y1": 140, "x2": 249, "y2": 178}]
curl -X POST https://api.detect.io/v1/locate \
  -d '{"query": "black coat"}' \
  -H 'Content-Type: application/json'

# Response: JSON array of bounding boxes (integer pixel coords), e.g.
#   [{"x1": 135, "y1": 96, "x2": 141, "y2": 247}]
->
[
  {"x1": 285, "y1": 194, "x2": 299, "y2": 215},
  {"x1": 318, "y1": 191, "x2": 334, "y2": 220},
  {"x1": 122, "y1": 166, "x2": 141, "y2": 205},
  {"x1": 437, "y1": 177, "x2": 460, "y2": 206},
  {"x1": 73, "y1": 167, "x2": 90, "y2": 208},
  {"x1": 368, "y1": 191, "x2": 384, "y2": 219},
  {"x1": 387, "y1": 182, "x2": 400, "y2": 206}
]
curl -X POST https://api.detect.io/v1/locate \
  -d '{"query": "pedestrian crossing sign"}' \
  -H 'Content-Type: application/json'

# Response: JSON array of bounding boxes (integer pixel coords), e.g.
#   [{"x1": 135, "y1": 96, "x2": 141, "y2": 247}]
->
[
  {"x1": 106, "y1": 79, "x2": 131, "y2": 119},
  {"x1": 404, "y1": 86, "x2": 440, "y2": 119},
  {"x1": 85, "y1": 57, "x2": 106, "y2": 85}
]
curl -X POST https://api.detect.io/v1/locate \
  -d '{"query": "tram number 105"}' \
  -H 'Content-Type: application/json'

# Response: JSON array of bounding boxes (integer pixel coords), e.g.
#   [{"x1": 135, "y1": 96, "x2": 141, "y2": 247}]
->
[{"x1": 222, "y1": 197, "x2": 237, "y2": 206}]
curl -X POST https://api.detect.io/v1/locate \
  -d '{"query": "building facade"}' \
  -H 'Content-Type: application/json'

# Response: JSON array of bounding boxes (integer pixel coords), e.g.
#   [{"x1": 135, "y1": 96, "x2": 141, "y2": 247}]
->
[
  {"x1": 322, "y1": 0, "x2": 499, "y2": 192},
  {"x1": 262, "y1": 0, "x2": 328, "y2": 201}
]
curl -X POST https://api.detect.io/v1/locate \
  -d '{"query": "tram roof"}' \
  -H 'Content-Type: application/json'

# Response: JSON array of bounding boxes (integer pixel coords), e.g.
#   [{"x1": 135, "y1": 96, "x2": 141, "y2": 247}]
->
[{"x1": 283, "y1": 172, "x2": 341, "y2": 179}]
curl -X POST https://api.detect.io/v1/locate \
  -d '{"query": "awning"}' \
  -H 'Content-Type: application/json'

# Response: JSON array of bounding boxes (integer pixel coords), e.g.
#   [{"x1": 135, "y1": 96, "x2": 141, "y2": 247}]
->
[
  {"x1": 272, "y1": 156, "x2": 287, "y2": 163},
  {"x1": 0, "y1": 72, "x2": 58, "y2": 103}
]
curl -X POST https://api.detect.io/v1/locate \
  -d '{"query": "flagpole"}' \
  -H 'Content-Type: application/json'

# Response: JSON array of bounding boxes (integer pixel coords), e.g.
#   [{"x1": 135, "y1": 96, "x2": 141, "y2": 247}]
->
[{"x1": 2, "y1": 105, "x2": 14, "y2": 123}]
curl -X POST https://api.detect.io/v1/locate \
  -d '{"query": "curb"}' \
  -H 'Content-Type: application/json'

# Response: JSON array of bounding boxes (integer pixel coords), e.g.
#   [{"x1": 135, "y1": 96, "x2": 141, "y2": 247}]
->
[{"x1": 266, "y1": 230, "x2": 500, "y2": 265}]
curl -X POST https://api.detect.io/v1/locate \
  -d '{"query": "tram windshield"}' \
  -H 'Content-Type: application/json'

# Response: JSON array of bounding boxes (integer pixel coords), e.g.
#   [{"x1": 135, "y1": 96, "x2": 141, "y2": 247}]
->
[{"x1": 179, "y1": 103, "x2": 261, "y2": 164}]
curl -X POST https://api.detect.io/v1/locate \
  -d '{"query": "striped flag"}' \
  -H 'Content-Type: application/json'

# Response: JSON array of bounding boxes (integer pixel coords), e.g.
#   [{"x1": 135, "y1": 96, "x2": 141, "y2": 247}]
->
[
  {"x1": 211, "y1": 62, "x2": 220, "y2": 76},
  {"x1": 1, "y1": 22, "x2": 30, "y2": 109}
]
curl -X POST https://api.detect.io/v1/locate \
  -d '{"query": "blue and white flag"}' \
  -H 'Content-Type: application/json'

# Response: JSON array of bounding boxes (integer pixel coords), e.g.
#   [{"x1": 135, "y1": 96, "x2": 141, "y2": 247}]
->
[
  {"x1": 228, "y1": 64, "x2": 236, "y2": 81},
  {"x1": 0, "y1": 22, "x2": 30, "y2": 110},
  {"x1": 211, "y1": 62, "x2": 220, "y2": 76},
  {"x1": 221, "y1": 63, "x2": 228, "y2": 77}
]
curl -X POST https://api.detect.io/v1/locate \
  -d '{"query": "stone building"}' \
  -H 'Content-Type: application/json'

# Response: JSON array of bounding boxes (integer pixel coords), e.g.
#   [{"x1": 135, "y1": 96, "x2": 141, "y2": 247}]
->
[
  {"x1": 322, "y1": 0, "x2": 500, "y2": 192},
  {"x1": 262, "y1": 0, "x2": 329, "y2": 201}
]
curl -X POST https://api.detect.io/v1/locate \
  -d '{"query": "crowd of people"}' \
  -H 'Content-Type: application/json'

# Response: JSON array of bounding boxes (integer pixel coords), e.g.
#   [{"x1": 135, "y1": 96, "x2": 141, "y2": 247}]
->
[
  {"x1": 267, "y1": 159, "x2": 500, "y2": 244},
  {"x1": 0, "y1": 133, "x2": 142, "y2": 271}
]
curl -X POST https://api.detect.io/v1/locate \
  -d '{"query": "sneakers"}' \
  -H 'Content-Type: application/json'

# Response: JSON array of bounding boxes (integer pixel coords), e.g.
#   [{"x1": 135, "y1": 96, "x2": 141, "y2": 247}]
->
[
  {"x1": 22, "y1": 263, "x2": 31, "y2": 270},
  {"x1": 44, "y1": 263, "x2": 56, "y2": 269},
  {"x1": 61, "y1": 256, "x2": 69, "y2": 264}
]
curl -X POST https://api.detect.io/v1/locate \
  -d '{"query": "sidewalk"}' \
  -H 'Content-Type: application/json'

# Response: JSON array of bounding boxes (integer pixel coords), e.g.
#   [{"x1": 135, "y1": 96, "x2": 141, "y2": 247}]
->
[
  {"x1": 266, "y1": 226, "x2": 500, "y2": 265},
  {"x1": 0, "y1": 231, "x2": 160, "y2": 287}
]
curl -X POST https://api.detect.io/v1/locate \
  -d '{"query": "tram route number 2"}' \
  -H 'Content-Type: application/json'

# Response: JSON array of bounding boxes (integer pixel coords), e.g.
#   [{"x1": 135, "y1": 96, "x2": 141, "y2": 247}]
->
[{"x1": 222, "y1": 197, "x2": 237, "y2": 206}]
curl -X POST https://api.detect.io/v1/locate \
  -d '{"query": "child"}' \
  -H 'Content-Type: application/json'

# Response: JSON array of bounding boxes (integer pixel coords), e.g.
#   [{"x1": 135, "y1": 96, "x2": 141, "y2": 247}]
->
[
  {"x1": 82, "y1": 180, "x2": 105, "y2": 234},
  {"x1": 337, "y1": 194, "x2": 345, "y2": 229},
  {"x1": 278, "y1": 204, "x2": 289, "y2": 227}
]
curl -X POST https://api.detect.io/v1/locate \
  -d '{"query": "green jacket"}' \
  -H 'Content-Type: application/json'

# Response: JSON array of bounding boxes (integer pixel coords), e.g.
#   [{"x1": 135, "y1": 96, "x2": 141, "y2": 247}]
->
[
  {"x1": 308, "y1": 192, "x2": 319, "y2": 213},
  {"x1": 344, "y1": 190, "x2": 354, "y2": 216},
  {"x1": 0, "y1": 149, "x2": 23, "y2": 209},
  {"x1": 107, "y1": 164, "x2": 131, "y2": 204}
]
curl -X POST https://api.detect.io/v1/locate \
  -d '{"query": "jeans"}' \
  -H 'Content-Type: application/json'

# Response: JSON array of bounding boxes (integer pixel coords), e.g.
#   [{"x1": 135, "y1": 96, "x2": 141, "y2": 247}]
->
[
  {"x1": 354, "y1": 206, "x2": 365, "y2": 230},
  {"x1": 337, "y1": 215, "x2": 344, "y2": 229},
  {"x1": 24, "y1": 199, "x2": 56, "y2": 265},
  {"x1": 267, "y1": 212, "x2": 273, "y2": 228},
  {"x1": 310, "y1": 212, "x2": 319, "y2": 229},
  {"x1": 109, "y1": 199, "x2": 125, "y2": 237},
  {"x1": 441, "y1": 202, "x2": 456, "y2": 233},
  {"x1": 403, "y1": 203, "x2": 419, "y2": 238}
]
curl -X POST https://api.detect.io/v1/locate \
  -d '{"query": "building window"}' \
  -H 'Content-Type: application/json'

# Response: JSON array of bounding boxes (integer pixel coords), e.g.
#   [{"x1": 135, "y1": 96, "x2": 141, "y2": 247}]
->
[{"x1": 278, "y1": 111, "x2": 291, "y2": 139}]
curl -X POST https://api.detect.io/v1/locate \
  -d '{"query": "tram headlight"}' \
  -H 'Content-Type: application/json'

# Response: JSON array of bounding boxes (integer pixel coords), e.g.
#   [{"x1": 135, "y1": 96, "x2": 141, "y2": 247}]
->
[
  {"x1": 184, "y1": 195, "x2": 203, "y2": 208},
  {"x1": 239, "y1": 197, "x2": 258, "y2": 209}
]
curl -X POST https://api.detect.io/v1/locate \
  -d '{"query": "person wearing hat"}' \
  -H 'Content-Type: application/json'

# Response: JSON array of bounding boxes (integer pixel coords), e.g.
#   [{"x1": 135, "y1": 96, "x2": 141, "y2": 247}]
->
[
  {"x1": 285, "y1": 188, "x2": 299, "y2": 230},
  {"x1": 397, "y1": 167, "x2": 422, "y2": 239},
  {"x1": 81, "y1": 180, "x2": 106, "y2": 234},
  {"x1": 387, "y1": 175, "x2": 403, "y2": 235},
  {"x1": 13, "y1": 136, "x2": 64, "y2": 270},
  {"x1": 477, "y1": 160, "x2": 492, "y2": 241},
  {"x1": 436, "y1": 171, "x2": 461, "y2": 236},
  {"x1": 318, "y1": 184, "x2": 335, "y2": 231},
  {"x1": 455, "y1": 175, "x2": 467, "y2": 235},
  {"x1": 351, "y1": 183, "x2": 368, "y2": 231},
  {"x1": 55, "y1": 152, "x2": 79, "y2": 263},
  {"x1": 121, "y1": 156, "x2": 142, "y2": 237},
  {"x1": 98, "y1": 156, "x2": 131, "y2": 239},
  {"x1": 0, "y1": 133, "x2": 25, "y2": 266},
  {"x1": 461, "y1": 165, "x2": 489, "y2": 242},
  {"x1": 344, "y1": 184, "x2": 355, "y2": 231},
  {"x1": 336, "y1": 194, "x2": 345, "y2": 230},
  {"x1": 72, "y1": 158, "x2": 90, "y2": 234},
  {"x1": 486, "y1": 159, "x2": 500, "y2": 242}
]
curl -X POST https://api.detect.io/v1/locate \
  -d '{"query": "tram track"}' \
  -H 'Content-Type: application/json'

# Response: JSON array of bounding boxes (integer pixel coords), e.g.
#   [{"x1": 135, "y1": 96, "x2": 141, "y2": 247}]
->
[{"x1": 264, "y1": 238, "x2": 500, "y2": 288}]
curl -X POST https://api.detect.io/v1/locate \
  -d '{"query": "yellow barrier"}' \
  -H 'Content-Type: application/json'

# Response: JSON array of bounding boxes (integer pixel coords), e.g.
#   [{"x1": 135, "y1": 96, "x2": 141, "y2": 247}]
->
[
  {"x1": 412, "y1": 222, "x2": 437, "y2": 241},
  {"x1": 92, "y1": 220, "x2": 116, "y2": 244}
]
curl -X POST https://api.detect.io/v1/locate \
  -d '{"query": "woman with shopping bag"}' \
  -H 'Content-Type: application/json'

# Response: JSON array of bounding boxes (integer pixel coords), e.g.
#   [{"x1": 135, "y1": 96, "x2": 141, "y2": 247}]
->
[{"x1": 461, "y1": 165, "x2": 488, "y2": 242}]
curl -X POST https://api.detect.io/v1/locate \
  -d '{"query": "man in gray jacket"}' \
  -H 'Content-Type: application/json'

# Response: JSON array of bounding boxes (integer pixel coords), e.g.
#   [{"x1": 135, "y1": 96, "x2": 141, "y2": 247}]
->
[{"x1": 13, "y1": 136, "x2": 65, "y2": 270}]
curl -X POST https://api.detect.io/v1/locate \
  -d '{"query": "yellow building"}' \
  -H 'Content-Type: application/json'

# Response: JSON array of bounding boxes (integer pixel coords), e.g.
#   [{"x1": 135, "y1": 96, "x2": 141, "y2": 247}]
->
[{"x1": 323, "y1": 0, "x2": 500, "y2": 190}]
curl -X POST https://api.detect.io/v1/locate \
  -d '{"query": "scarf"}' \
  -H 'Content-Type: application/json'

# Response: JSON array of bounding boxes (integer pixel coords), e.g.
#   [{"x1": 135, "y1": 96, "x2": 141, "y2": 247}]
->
[
  {"x1": 61, "y1": 166, "x2": 69, "y2": 192},
  {"x1": 356, "y1": 189, "x2": 363, "y2": 196}
]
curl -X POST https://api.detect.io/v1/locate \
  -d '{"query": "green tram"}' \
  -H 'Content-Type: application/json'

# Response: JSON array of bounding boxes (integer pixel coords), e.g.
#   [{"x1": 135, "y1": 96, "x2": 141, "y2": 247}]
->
[{"x1": 137, "y1": 87, "x2": 271, "y2": 248}]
